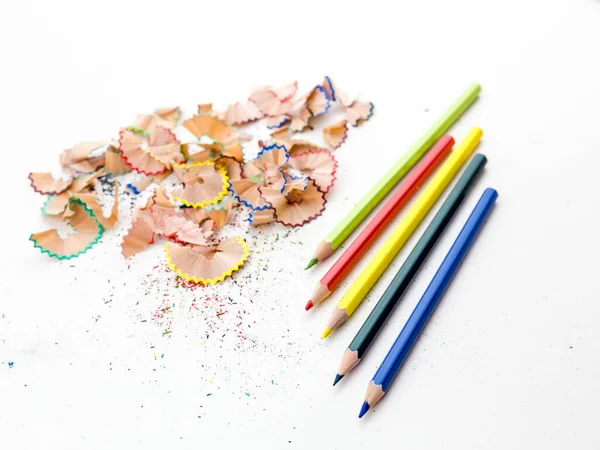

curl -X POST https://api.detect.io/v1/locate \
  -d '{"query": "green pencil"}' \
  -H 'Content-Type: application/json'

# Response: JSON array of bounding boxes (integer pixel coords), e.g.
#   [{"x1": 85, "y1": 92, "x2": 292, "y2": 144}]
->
[
  {"x1": 333, "y1": 154, "x2": 487, "y2": 385},
  {"x1": 305, "y1": 83, "x2": 482, "y2": 270}
]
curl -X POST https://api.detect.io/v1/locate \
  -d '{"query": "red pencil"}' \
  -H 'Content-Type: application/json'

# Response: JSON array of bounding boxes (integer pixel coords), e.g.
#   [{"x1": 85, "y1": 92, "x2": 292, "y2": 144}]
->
[{"x1": 305, "y1": 135, "x2": 454, "y2": 311}]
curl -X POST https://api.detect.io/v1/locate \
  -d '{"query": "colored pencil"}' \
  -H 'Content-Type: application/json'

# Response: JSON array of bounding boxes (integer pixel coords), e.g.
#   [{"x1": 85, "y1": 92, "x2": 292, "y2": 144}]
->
[
  {"x1": 334, "y1": 154, "x2": 487, "y2": 385},
  {"x1": 321, "y1": 127, "x2": 482, "y2": 338},
  {"x1": 359, "y1": 187, "x2": 498, "y2": 418},
  {"x1": 305, "y1": 135, "x2": 454, "y2": 311},
  {"x1": 305, "y1": 83, "x2": 482, "y2": 269}
]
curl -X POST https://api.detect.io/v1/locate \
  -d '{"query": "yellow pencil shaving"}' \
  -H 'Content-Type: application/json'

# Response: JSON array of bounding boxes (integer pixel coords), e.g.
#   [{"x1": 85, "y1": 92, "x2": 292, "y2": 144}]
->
[{"x1": 338, "y1": 127, "x2": 483, "y2": 317}]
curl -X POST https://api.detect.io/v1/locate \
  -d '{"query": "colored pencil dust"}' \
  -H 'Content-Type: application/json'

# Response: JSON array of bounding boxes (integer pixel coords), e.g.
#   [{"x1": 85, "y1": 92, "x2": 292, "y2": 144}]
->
[
  {"x1": 359, "y1": 188, "x2": 498, "y2": 418},
  {"x1": 305, "y1": 83, "x2": 481, "y2": 268},
  {"x1": 305, "y1": 135, "x2": 454, "y2": 311},
  {"x1": 321, "y1": 127, "x2": 483, "y2": 338},
  {"x1": 334, "y1": 154, "x2": 487, "y2": 383}
]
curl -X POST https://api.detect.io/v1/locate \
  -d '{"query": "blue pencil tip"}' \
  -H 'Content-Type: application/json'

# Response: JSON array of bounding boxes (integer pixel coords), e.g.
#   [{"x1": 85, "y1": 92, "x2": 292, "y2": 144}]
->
[
  {"x1": 358, "y1": 401, "x2": 370, "y2": 418},
  {"x1": 333, "y1": 374, "x2": 344, "y2": 386}
]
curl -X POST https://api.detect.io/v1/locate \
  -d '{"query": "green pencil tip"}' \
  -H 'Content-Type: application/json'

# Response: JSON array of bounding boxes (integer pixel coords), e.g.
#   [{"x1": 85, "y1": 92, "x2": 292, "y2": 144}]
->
[{"x1": 305, "y1": 258, "x2": 318, "y2": 270}]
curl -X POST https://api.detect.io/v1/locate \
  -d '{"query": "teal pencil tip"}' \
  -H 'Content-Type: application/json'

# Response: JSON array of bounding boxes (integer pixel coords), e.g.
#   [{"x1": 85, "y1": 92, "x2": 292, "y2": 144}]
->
[
  {"x1": 305, "y1": 258, "x2": 318, "y2": 270},
  {"x1": 333, "y1": 374, "x2": 344, "y2": 386},
  {"x1": 358, "y1": 401, "x2": 370, "y2": 418}
]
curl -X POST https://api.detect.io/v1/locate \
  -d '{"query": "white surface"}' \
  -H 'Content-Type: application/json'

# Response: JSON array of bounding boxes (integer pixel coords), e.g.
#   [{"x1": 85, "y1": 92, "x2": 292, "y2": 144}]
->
[{"x1": 1, "y1": 0, "x2": 600, "y2": 448}]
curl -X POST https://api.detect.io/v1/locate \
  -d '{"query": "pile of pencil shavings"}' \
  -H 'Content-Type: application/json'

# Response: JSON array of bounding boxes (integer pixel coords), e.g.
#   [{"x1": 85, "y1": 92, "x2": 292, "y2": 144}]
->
[{"x1": 28, "y1": 76, "x2": 374, "y2": 285}]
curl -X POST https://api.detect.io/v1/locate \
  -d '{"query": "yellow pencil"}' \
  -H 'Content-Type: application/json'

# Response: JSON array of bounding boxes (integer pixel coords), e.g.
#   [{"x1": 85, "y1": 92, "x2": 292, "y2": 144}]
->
[{"x1": 321, "y1": 127, "x2": 483, "y2": 338}]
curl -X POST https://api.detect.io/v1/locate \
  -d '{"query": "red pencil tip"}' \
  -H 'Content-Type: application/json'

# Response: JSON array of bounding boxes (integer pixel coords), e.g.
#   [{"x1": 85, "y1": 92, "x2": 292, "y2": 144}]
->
[{"x1": 305, "y1": 300, "x2": 313, "y2": 311}]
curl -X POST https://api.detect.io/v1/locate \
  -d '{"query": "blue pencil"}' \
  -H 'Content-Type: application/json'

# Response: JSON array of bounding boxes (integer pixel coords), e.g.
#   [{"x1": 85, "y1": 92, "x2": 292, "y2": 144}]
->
[{"x1": 358, "y1": 188, "x2": 498, "y2": 418}]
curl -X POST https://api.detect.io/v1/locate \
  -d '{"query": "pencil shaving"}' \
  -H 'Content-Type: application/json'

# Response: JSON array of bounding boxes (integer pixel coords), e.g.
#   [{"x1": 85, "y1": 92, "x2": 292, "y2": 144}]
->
[
  {"x1": 154, "y1": 106, "x2": 181, "y2": 128},
  {"x1": 249, "y1": 82, "x2": 298, "y2": 116},
  {"x1": 164, "y1": 236, "x2": 249, "y2": 285},
  {"x1": 121, "y1": 214, "x2": 155, "y2": 258},
  {"x1": 223, "y1": 101, "x2": 264, "y2": 125},
  {"x1": 29, "y1": 172, "x2": 73, "y2": 195},
  {"x1": 323, "y1": 120, "x2": 348, "y2": 149},
  {"x1": 105, "y1": 149, "x2": 130, "y2": 175},
  {"x1": 41, "y1": 191, "x2": 72, "y2": 216},
  {"x1": 29, "y1": 199, "x2": 103, "y2": 260},
  {"x1": 249, "y1": 208, "x2": 276, "y2": 226},
  {"x1": 73, "y1": 182, "x2": 119, "y2": 230},
  {"x1": 346, "y1": 101, "x2": 375, "y2": 126},
  {"x1": 288, "y1": 150, "x2": 338, "y2": 193},
  {"x1": 171, "y1": 161, "x2": 229, "y2": 208},
  {"x1": 259, "y1": 179, "x2": 326, "y2": 227}
]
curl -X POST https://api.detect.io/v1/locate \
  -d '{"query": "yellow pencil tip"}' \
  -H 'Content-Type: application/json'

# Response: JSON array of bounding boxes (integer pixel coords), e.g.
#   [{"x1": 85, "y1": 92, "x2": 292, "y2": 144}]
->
[{"x1": 321, "y1": 328, "x2": 332, "y2": 339}]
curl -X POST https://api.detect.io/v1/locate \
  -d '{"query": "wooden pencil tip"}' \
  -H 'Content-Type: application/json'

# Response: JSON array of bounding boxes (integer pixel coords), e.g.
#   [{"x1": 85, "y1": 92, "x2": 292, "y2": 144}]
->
[
  {"x1": 358, "y1": 401, "x2": 370, "y2": 418},
  {"x1": 305, "y1": 300, "x2": 314, "y2": 311},
  {"x1": 321, "y1": 328, "x2": 332, "y2": 339},
  {"x1": 305, "y1": 258, "x2": 318, "y2": 270},
  {"x1": 333, "y1": 374, "x2": 344, "y2": 386}
]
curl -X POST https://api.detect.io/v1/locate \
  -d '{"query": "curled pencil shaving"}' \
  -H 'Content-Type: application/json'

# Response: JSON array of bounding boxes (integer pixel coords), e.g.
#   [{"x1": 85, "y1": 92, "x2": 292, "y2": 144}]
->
[
  {"x1": 181, "y1": 142, "x2": 219, "y2": 163},
  {"x1": 149, "y1": 206, "x2": 213, "y2": 245},
  {"x1": 105, "y1": 149, "x2": 131, "y2": 175},
  {"x1": 29, "y1": 199, "x2": 103, "y2": 260},
  {"x1": 197, "y1": 104, "x2": 214, "y2": 116},
  {"x1": 223, "y1": 101, "x2": 264, "y2": 125},
  {"x1": 70, "y1": 168, "x2": 104, "y2": 193},
  {"x1": 59, "y1": 141, "x2": 111, "y2": 166},
  {"x1": 118, "y1": 128, "x2": 169, "y2": 175},
  {"x1": 270, "y1": 126, "x2": 290, "y2": 140},
  {"x1": 347, "y1": 101, "x2": 375, "y2": 127},
  {"x1": 183, "y1": 115, "x2": 243, "y2": 162},
  {"x1": 286, "y1": 85, "x2": 331, "y2": 132},
  {"x1": 121, "y1": 214, "x2": 155, "y2": 258},
  {"x1": 320, "y1": 76, "x2": 353, "y2": 106},
  {"x1": 29, "y1": 172, "x2": 73, "y2": 195},
  {"x1": 171, "y1": 161, "x2": 229, "y2": 208},
  {"x1": 323, "y1": 119, "x2": 348, "y2": 149},
  {"x1": 154, "y1": 106, "x2": 181, "y2": 128},
  {"x1": 289, "y1": 107, "x2": 313, "y2": 133},
  {"x1": 320, "y1": 76, "x2": 337, "y2": 102},
  {"x1": 41, "y1": 192, "x2": 72, "y2": 216},
  {"x1": 203, "y1": 197, "x2": 235, "y2": 229},
  {"x1": 215, "y1": 156, "x2": 242, "y2": 181},
  {"x1": 147, "y1": 142, "x2": 185, "y2": 166},
  {"x1": 73, "y1": 182, "x2": 119, "y2": 229},
  {"x1": 263, "y1": 166, "x2": 287, "y2": 192},
  {"x1": 68, "y1": 156, "x2": 107, "y2": 174},
  {"x1": 288, "y1": 150, "x2": 338, "y2": 193},
  {"x1": 185, "y1": 197, "x2": 235, "y2": 230},
  {"x1": 259, "y1": 179, "x2": 326, "y2": 227},
  {"x1": 243, "y1": 143, "x2": 289, "y2": 180},
  {"x1": 151, "y1": 186, "x2": 174, "y2": 209},
  {"x1": 127, "y1": 175, "x2": 154, "y2": 194},
  {"x1": 249, "y1": 207, "x2": 276, "y2": 226},
  {"x1": 230, "y1": 178, "x2": 269, "y2": 211},
  {"x1": 164, "y1": 236, "x2": 250, "y2": 285},
  {"x1": 266, "y1": 115, "x2": 290, "y2": 129},
  {"x1": 249, "y1": 82, "x2": 298, "y2": 116},
  {"x1": 130, "y1": 113, "x2": 174, "y2": 132}
]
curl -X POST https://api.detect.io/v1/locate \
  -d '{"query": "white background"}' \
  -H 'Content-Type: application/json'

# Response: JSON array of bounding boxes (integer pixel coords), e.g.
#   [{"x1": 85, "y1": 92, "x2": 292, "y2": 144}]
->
[{"x1": 1, "y1": 0, "x2": 600, "y2": 448}]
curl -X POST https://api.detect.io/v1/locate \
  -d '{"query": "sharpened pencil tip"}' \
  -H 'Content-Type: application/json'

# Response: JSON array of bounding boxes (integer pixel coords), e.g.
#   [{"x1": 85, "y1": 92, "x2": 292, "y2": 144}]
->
[
  {"x1": 305, "y1": 300, "x2": 314, "y2": 311},
  {"x1": 333, "y1": 374, "x2": 344, "y2": 386},
  {"x1": 358, "y1": 401, "x2": 370, "y2": 418},
  {"x1": 321, "y1": 328, "x2": 332, "y2": 339},
  {"x1": 305, "y1": 258, "x2": 318, "y2": 270}
]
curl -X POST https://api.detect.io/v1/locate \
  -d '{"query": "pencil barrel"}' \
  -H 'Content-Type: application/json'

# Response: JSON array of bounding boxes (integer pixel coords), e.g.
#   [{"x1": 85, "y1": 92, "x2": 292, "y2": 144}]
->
[
  {"x1": 349, "y1": 155, "x2": 487, "y2": 359},
  {"x1": 374, "y1": 187, "x2": 498, "y2": 392}
]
